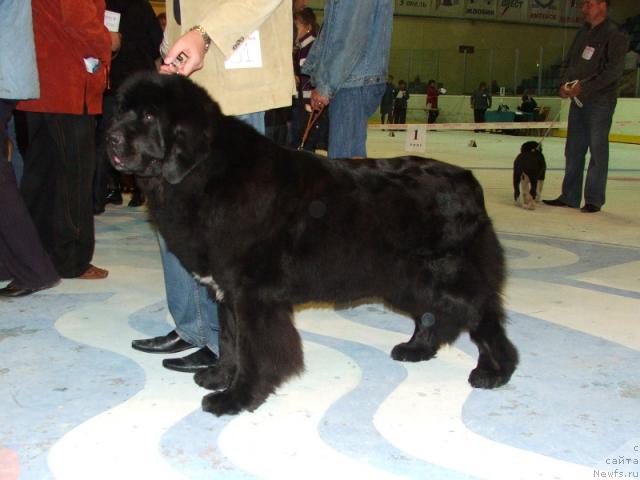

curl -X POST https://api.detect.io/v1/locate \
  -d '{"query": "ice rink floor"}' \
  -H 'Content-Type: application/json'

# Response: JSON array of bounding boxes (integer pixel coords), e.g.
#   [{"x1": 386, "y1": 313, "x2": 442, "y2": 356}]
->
[{"x1": 1, "y1": 129, "x2": 639, "y2": 480}]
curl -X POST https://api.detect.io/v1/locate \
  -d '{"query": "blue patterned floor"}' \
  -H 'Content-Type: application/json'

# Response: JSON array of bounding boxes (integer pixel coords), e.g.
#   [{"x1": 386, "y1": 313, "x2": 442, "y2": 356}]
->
[{"x1": 1, "y1": 130, "x2": 639, "y2": 479}]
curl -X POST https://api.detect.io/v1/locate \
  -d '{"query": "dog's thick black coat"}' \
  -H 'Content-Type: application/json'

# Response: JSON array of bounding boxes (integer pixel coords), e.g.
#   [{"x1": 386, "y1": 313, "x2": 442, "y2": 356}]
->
[
  {"x1": 107, "y1": 72, "x2": 518, "y2": 416},
  {"x1": 513, "y1": 141, "x2": 547, "y2": 207}
]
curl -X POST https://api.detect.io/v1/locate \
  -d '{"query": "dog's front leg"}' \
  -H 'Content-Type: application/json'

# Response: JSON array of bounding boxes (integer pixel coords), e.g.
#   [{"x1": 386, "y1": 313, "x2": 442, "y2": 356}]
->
[
  {"x1": 201, "y1": 296, "x2": 304, "y2": 416},
  {"x1": 194, "y1": 301, "x2": 236, "y2": 391}
]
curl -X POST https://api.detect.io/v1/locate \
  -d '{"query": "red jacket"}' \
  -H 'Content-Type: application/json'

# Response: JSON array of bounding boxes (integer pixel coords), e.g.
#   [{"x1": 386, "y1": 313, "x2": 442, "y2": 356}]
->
[
  {"x1": 18, "y1": 0, "x2": 111, "y2": 115},
  {"x1": 426, "y1": 84, "x2": 439, "y2": 110}
]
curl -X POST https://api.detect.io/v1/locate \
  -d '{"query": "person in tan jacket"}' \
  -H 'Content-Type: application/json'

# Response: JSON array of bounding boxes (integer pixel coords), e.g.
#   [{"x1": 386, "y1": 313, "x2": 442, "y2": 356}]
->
[{"x1": 131, "y1": 0, "x2": 295, "y2": 373}]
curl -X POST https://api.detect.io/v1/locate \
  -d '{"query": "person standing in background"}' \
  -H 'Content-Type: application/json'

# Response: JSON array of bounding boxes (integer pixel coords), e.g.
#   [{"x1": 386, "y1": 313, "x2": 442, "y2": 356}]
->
[
  {"x1": 543, "y1": 0, "x2": 628, "y2": 213},
  {"x1": 0, "y1": 0, "x2": 60, "y2": 297},
  {"x1": 290, "y1": 7, "x2": 319, "y2": 150},
  {"x1": 470, "y1": 81, "x2": 492, "y2": 131},
  {"x1": 16, "y1": 0, "x2": 113, "y2": 280},
  {"x1": 426, "y1": 79, "x2": 439, "y2": 124},
  {"x1": 392, "y1": 79, "x2": 409, "y2": 125},
  {"x1": 303, "y1": 0, "x2": 394, "y2": 159},
  {"x1": 379, "y1": 75, "x2": 395, "y2": 126}
]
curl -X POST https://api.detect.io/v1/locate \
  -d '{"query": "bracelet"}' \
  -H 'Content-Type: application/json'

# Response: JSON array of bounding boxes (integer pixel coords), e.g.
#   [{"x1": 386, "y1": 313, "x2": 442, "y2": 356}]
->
[{"x1": 189, "y1": 25, "x2": 211, "y2": 53}]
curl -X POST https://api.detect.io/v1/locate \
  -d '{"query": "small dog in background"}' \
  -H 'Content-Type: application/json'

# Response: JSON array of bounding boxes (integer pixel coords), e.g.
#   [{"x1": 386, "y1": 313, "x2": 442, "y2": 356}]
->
[{"x1": 513, "y1": 141, "x2": 546, "y2": 210}]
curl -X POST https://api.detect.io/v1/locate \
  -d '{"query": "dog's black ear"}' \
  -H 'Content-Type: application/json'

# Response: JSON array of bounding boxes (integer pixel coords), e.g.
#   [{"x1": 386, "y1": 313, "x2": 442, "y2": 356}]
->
[
  {"x1": 162, "y1": 127, "x2": 208, "y2": 184},
  {"x1": 161, "y1": 79, "x2": 219, "y2": 184}
]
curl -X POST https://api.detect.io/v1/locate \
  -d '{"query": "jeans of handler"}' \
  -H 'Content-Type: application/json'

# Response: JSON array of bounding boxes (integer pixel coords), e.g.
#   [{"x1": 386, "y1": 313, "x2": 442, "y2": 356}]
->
[
  {"x1": 560, "y1": 100, "x2": 616, "y2": 209},
  {"x1": 156, "y1": 111, "x2": 266, "y2": 355},
  {"x1": 328, "y1": 83, "x2": 386, "y2": 159}
]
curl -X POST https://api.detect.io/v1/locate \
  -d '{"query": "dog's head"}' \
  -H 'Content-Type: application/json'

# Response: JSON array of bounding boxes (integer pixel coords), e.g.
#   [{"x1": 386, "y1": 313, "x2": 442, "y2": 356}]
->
[
  {"x1": 106, "y1": 72, "x2": 221, "y2": 184},
  {"x1": 520, "y1": 141, "x2": 541, "y2": 154}
]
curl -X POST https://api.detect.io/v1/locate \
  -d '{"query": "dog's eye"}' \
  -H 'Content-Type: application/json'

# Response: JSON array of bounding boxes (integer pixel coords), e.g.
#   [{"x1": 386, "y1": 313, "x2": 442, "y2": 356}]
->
[{"x1": 143, "y1": 112, "x2": 155, "y2": 123}]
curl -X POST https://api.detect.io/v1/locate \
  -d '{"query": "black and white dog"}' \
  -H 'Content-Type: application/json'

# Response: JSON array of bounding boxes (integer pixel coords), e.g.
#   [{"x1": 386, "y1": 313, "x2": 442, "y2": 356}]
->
[
  {"x1": 107, "y1": 72, "x2": 518, "y2": 416},
  {"x1": 513, "y1": 141, "x2": 546, "y2": 210}
]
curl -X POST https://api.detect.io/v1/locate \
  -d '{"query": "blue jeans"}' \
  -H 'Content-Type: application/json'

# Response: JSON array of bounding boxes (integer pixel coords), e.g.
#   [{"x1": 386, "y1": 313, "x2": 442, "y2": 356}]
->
[
  {"x1": 560, "y1": 100, "x2": 616, "y2": 208},
  {"x1": 328, "y1": 84, "x2": 386, "y2": 159},
  {"x1": 157, "y1": 111, "x2": 265, "y2": 353}
]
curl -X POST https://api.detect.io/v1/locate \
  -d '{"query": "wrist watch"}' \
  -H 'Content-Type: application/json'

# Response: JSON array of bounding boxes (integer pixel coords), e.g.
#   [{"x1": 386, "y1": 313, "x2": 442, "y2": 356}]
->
[{"x1": 189, "y1": 25, "x2": 211, "y2": 53}]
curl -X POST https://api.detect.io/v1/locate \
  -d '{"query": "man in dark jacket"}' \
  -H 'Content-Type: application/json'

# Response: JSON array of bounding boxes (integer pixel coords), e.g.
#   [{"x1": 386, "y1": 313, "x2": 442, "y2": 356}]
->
[{"x1": 543, "y1": 0, "x2": 629, "y2": 213}]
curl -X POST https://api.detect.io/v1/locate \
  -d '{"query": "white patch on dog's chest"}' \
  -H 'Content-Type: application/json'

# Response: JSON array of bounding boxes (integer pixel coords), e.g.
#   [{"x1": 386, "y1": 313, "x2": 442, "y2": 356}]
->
[{"x1": 192, "y1": 273, "x2": 225, "y2": 301}]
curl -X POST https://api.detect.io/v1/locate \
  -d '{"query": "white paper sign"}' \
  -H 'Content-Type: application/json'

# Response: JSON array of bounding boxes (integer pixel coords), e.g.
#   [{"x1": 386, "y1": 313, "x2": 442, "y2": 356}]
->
[
  {"x1": 225, "y1": 31, "x2": 263, "y2": 69},
  {"x1": 104, "y1": 10, "x2": 121, "y2": 32},
  {"x1": 404, "y1": 125, "x2": 427, "y2": 153}
]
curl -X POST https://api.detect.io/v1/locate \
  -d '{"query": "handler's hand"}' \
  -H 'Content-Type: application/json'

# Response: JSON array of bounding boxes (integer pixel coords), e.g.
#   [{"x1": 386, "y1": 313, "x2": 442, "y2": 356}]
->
[
  {"x1": 310, "y1": 90, "x2": 330, "y2": 110},
  {"x1": 160, "y1": 30, "x2": 207, "y2": 76}
]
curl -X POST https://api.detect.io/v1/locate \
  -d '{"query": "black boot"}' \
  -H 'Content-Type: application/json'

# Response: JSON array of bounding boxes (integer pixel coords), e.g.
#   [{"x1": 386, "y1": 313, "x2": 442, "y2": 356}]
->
[
  {"x1": 128, "y1": 189, "x2": 145, "y2": 207},
  {"x1": 104, "y1": 189, "x2": 123, "y2": 206}
]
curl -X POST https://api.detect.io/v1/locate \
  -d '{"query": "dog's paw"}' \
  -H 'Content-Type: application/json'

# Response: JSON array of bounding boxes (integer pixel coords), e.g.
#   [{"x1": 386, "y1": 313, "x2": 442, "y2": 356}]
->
[
  {"x1": 391, "y1": 342, "x2": 437, "y2": 362},
  {"x1": 194, "y1": 365, "x2": 231, "y2": 391},
  {"x1": 468, "y1": 367, "x2": 513, "y2": 389},
  {"x1": 201, "y1": 388, "x2": 266, "y2": 416},
  {"x1": 202, "y1": 391, "x2": 244, "y2": 416}
]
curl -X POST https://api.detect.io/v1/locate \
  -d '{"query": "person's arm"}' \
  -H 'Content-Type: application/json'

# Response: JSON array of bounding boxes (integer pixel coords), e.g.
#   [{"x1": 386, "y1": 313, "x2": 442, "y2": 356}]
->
[
  {"x1": 162, "y1": 0, "x2": 285, "y2": 76},
  {"x1": 303, "y1": 2, "x2": 379, "y2": 99},
  {"x1": 559, "y1": 30, "x2": 581, "y2": 98}
]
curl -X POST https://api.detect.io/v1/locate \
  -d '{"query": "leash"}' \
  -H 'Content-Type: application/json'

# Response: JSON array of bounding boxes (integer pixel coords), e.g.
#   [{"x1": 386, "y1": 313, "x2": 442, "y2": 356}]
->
[
  {"x1": 535, "y1": 107, "x2": 563, "y2": 150},
  {"x1": 298, "y1": 104, "x2": 325, "y2": 151}
]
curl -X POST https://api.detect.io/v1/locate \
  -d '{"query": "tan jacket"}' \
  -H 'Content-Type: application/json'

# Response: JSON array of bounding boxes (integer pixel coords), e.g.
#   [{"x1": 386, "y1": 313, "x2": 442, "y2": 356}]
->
[{"x1": 165, "y1": 0, "x2": 294, "y2": 116}]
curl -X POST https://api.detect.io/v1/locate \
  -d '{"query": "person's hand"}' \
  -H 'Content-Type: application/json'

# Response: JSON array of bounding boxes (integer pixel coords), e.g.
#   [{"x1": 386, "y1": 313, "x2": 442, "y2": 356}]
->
[
  {"x1": 310, "y1": 90, "x2": 329, "y2": 110},
  {"x1": 560, "y1": 80, "x2": 581, "y2": 98},
  {"x1": 566, "y1": 81, "x2": 582, "y2": 98},
  {"x1": 110, "y1": 32, "x2": 122, "y2": 52},
  {"x1": 160, "y1": 30, "x2": 207, "y2": 76}
]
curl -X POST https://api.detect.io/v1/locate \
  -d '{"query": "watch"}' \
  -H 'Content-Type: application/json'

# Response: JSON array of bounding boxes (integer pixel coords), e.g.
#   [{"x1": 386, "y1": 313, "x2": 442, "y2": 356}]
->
[{"x1": 189, "y1": 25, "x2": 211, "y2": 54}]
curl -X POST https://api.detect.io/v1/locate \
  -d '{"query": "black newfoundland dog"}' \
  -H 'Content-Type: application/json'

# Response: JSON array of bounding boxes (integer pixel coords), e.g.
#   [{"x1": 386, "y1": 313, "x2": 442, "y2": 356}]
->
[{"x1": 107, "y1": 72, "x2": 518, "y2": 416}]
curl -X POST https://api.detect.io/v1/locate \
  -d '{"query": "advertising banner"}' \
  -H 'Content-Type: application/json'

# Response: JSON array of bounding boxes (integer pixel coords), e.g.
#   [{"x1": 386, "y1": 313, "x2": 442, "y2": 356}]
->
[
  {"x1": 395, "y1": 0, "x2": 465, "y2": 18},
  {"x1": 465, "y1": 0, "x2": 497, "y2": 19},
  {"x1": 528, "y1": 0, "x2": 560, "y2": 24},
  {"x1": 558, "y1": 0, "x2": 583, "y2": 26},
  {"x1": 496, "y1": 0, "x2": 527, "y2": 22}
]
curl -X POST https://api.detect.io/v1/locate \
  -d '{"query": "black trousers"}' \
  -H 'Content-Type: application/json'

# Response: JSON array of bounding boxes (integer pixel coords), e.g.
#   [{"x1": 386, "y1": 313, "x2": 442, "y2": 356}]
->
[
  {"x1": 0, "y1": 100, "x2": 59, "y2": 287},
  {"x1": 473, "y1": 108, "x2": 487, "y2": 124},
  {"x1": 21, "y1": 111, "x2": 97, "y2": 278},
  {"x1": 93, "y1": 92, "x2": 117, "y2": 207}
]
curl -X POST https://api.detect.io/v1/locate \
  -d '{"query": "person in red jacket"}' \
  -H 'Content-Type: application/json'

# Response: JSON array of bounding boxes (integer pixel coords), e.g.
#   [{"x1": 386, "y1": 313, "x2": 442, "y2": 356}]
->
[
  {"x1": 426, "y1": 79, "x2": 439, "y2": 124},
  {"x1": 17, "y1": 0, "x2": 113, "y2": 279}
]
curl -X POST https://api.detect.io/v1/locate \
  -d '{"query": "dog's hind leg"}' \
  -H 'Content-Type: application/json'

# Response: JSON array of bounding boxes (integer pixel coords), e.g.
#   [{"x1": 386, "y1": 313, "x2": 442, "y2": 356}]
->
[
  {"x1": 535, "y1": 179, "x2": 544, "y2": 202},
  {"x1": 467, "y1": 295, "x2": 518, "y2": 389},
  {"x1": 201, "y1": 297, "x2": 304, "y2": 416},
  {"x1": 520, "y1": 173, "x2": 534, "y2": 210},
  {"x1": 390, "y1": 294, "x2": 472, "y2": 363}
]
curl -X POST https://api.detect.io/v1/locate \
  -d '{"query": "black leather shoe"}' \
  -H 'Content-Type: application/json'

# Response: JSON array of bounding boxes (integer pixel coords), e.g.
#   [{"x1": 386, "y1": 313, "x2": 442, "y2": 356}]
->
[
  {"x1": 162, "y1": 347, "x2": 218, "y2": 373},
  {"x1": 0, "y1": 281, "x2": 58, "y2": 298},
  {"x1": 581, "y1": 203, "x2": 601, "y2": 213},
  {"x1": 104, "y1": 189, "x2": 123, "y2": 205},
  {"x1": 131, "y1": 330, "x2": 195, "y2": 354},
  {"x1": 128, "y1": 190, "x2": 145, "y2": 207},
  {"x1": 542, "y1": 198, "x2": 569, "y2": 207}
]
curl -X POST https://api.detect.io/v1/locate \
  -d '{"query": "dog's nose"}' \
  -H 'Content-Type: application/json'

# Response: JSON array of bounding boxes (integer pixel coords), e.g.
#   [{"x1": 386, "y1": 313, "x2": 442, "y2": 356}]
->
[{"x1": 107, "y1": 131, "x2": 124, "y2": 149}]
